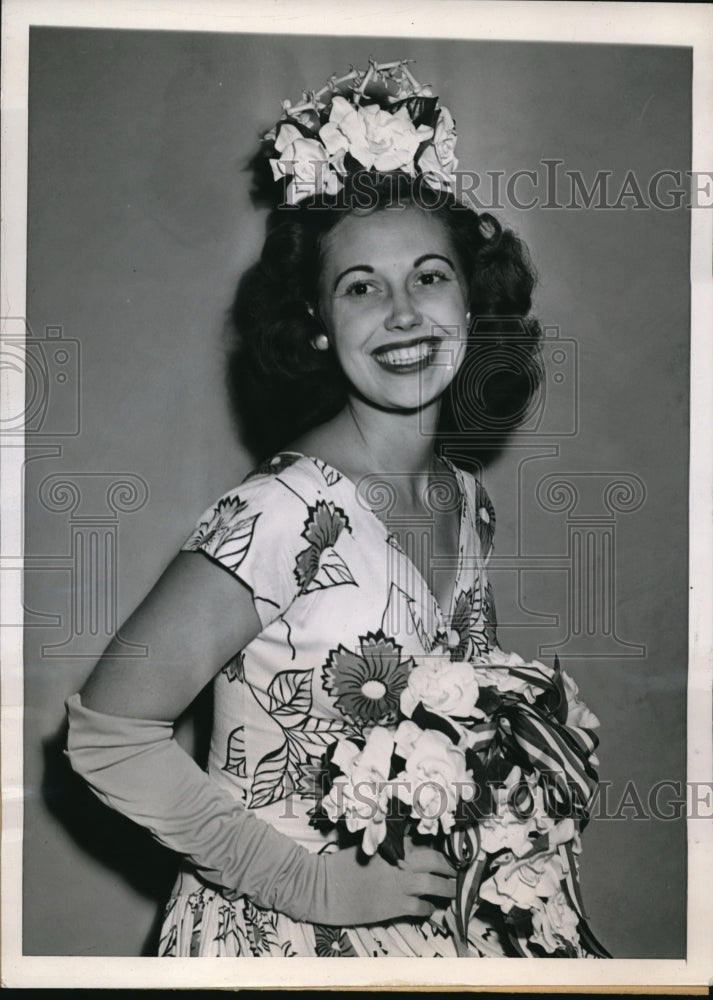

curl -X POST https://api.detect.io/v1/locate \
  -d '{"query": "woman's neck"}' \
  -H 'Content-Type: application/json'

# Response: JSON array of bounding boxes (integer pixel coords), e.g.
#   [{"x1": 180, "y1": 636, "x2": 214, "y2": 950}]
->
[{"x1": 288, "y1": 396, "x2": 442, "y2": 506}]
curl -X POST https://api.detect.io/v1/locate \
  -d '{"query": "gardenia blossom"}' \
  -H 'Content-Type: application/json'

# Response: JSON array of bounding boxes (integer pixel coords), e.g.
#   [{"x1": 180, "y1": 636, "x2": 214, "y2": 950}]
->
[
  {"x1": 561, "y1": 670, "x2": 600, "y2": 729},
  {"x1": 480, "y1": 767, "x2": 578, "y2": 858},
  {"x1": 392, "y1": 722, "x2": 471, "y2": 836},
  {"x1": 401, "y1": 655, "x2": 483, "y2": 720},
  {"x1": 479, "y1": 849, "x2": 568, "y2": 914},
  {"x1": 269, "y1": 123, "x2": 345, "y2": 205},
  {"x1": 320, "y1": 96, "x2": 434, "y2": 174},
  {"x1": 416, "y1": 105, "x2": 458, "y2": 191},
  {"x1": 322, "y1": 726, "x2": 393, "y2": 855},
  {"x1": 471, "y1": 647, "x2": 554, "y2": 704},
  {"x1": 530, "y1": 890, "x2": 582, "y2": 954}
]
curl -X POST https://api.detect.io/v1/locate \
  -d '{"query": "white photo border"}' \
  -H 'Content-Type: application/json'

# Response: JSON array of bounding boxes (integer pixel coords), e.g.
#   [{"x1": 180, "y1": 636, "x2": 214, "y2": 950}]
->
[{"x1": 2, "y1": 0, "x2": 712, "y2": 990}]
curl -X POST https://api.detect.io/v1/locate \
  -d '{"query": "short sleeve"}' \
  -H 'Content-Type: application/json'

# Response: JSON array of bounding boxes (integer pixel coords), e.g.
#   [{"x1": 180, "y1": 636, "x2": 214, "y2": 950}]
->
[{"x1": 181, "y1": 473, "x2": 310, "y2": 631}]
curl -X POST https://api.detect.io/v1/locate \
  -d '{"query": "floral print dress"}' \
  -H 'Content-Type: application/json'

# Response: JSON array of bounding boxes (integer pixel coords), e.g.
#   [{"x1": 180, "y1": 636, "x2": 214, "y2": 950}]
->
[{"x1": 158, "y1": 452, "x2": 501, "y2": 958}]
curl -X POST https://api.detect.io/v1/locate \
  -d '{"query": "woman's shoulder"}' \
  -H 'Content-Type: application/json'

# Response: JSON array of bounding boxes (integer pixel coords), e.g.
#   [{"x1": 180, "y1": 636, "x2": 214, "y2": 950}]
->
[{"x1": 186, "y1": 453, "x2": 344, "y2": 533}]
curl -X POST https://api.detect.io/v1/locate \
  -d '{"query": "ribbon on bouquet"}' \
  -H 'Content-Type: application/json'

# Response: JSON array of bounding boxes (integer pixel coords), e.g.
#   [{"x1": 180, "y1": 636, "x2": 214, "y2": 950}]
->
[
  {"x1": 465, "y1": 702, "x2": 599, "y2": 823},
  {"x1": 443, "y1": 825, "x2": 486, "y2": 949}
]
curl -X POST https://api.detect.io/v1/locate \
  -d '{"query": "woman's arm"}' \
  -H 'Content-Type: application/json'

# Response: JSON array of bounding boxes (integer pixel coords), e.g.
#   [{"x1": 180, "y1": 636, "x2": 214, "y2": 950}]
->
[
  {"x1": 69, "y1": 550, "x2": 456, "y2": 927},
  {"x1": 79, "y1": 550, "x2": 262, "y2": 719}
]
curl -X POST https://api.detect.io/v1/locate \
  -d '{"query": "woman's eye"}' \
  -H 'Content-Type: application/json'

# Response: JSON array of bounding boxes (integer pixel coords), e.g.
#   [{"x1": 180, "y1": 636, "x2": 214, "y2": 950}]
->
[
  {"x1": 415, "y1": 270, "x2": 450, "y2": 287},
  {"x1": 344, "y1": 280, "x2": 377, "y2": 297}
]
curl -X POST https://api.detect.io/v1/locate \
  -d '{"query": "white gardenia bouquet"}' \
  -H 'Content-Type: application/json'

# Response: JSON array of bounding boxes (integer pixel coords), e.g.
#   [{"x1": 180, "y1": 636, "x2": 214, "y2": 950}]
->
[{"x1": 311, "y1": 648, "x2": 609, "y2": 958}]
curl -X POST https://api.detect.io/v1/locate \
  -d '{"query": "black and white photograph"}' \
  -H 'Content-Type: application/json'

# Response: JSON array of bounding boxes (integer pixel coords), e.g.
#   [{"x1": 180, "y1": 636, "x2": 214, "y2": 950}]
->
[{"x1": 2, "y1": 0, "x2": 712, "y2": 990}]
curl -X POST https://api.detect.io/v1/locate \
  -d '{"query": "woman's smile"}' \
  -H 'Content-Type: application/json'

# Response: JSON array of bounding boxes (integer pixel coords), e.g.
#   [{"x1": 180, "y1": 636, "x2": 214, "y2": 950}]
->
[{"x1": 371, "y1": 335, "x2": 442, "y2": 373}]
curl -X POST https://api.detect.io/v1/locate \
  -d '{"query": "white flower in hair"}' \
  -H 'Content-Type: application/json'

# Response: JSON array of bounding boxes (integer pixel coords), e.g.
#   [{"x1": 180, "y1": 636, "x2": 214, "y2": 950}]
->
[
  {"x1": 265, "y1": 59, "x2": 460, "y2": 204},
  {"x1": 417, "y1": 105, "x2": 459, "y2": 191},
  {"x1": 270, "y1": 123, "x2": 346, "y2": 206}
]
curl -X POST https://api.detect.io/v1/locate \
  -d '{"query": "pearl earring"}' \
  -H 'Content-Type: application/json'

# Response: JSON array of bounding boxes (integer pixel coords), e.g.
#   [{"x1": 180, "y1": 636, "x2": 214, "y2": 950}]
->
[
  {"x1": 466, "y1": 310, "x2": 472, "y2": 326},
  {"x1": 311, "y1": 332, "x2": 329, "y2": 351}
]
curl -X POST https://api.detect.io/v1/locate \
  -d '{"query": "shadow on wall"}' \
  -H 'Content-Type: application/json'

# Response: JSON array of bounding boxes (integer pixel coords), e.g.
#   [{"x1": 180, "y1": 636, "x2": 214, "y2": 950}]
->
[{"x1": 41, "y1": 685, "x2": 215, "y2": 956}]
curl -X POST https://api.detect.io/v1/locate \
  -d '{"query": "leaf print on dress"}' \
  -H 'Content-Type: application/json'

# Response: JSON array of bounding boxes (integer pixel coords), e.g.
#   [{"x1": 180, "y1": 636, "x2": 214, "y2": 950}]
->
[
  {"x1": 285, "y1": 715, "x2": 351, "y2": 751},
  {"x1": 248, "y1": 740, "x2": 295, "y2": 808},
  {"x1": 222, "y1": 651, "x2": 245, "y2": 683},
  {"x1": 468, "y1": 581, "x2": 491, "y2": 658},
  {"x1": 267, "y1": 668, "x2": 313, "y2": 718},
  {"x1": 223, "y1": 726, "x2": 247, "y2": 778},
  {"x1": 294, "y1": 500, "x2": 355, "y2": 594},
  {"x1": 380, "y1": 581, "x2": 437, "y2": 652},
  {"x1": 322, "y1": 630, "x2": 414, "y2": 727},
  {"x1": 184, "y1": 495, "x2": 260, "y2": 575},
  {"x1": 483, "y1": 579, "x2": 499, "y2": 650},
  {"x1": 312, "y1": 457, "x2": 343, "y2": 486},
  {"x1": 214, "y1": 902, "x2": 251, "y2": 955}
]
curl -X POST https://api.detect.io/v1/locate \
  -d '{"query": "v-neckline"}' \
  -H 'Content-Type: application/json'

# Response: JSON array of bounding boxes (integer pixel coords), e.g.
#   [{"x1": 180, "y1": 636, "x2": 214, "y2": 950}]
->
[{"x1": 277, "y1": 450, "x2": 468, "y2": 627}]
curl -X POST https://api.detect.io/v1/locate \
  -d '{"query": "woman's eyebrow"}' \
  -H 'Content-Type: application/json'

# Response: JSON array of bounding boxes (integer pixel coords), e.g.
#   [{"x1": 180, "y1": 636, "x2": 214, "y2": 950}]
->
[
  {"x1": 413, "y1": 253, "x2": 455, "y2": 269},
  {"x1": 333, "y1": 264, "x2": 374, "y2": 291}
]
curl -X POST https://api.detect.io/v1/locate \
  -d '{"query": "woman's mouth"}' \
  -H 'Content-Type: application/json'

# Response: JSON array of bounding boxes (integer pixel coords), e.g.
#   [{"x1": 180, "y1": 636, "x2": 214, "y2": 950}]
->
[{"x1": 372, "y1": 337, "x2": 441, "y2": 373}]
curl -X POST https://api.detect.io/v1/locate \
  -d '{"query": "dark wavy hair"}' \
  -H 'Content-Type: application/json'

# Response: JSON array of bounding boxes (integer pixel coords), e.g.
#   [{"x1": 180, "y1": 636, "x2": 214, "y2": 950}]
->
[{"x1": 226, "y1": 171, "x2": 543, "y2": 465}]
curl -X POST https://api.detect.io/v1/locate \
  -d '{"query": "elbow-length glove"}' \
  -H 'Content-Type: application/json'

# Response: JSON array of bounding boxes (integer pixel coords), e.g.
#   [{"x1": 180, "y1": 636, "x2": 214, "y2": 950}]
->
[{"x1": 65, "y1": 693, "x2": 407, "y2": 927}]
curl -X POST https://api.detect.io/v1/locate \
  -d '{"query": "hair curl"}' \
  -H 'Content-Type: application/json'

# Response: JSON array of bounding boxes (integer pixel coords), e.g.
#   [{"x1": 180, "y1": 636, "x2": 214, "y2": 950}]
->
[{"x1": 226, "y1": 172, "x2": 543, "y2": 464}]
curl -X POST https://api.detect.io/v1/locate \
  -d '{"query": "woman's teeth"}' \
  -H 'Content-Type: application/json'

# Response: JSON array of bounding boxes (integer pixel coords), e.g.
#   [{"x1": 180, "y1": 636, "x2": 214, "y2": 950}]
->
[{"x1": 375, "y1": 340, "x2": 436, "y2": 367}]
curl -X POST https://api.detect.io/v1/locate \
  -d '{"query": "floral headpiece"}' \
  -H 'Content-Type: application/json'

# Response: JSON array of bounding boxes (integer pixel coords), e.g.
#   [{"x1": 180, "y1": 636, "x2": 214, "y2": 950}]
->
[{"x1": 264, "y1": 58, "x2": 458, "y2": 205}]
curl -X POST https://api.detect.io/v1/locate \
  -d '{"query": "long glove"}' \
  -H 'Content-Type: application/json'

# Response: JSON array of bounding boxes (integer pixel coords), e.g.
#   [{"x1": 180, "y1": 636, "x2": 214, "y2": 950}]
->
[{"x1": 65, "y1": 693, "x2": 430, "y2": 927}]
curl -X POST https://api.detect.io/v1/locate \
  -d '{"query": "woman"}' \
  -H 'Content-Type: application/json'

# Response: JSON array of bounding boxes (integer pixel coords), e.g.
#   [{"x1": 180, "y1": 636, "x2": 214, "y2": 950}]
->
[{"x1": 66, "y1": 61, "x2": 542, "y2": 958}]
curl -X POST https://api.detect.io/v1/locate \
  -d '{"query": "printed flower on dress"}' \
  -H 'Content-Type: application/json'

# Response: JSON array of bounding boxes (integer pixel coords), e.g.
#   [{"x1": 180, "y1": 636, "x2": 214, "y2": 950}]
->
[
  {"x1": 243, "y1": 899, "x2": 280, "y2": 956},
  {"x1": 295, "y1": 754, "x2": 328, "y2": 801},
  {"x1": 294, "y1": 500, "x2": 355, "y2": 594},
  {"x1": 185, "y1": 496, "x2": 247, "y2": 551},
  {"x1": 474, "y1": 482, "x2": 496, "y2": 555},
  {"x1": 184, "y1": 495, "x2": 260, "y2": 575},
  {"x1": 447, "y1": 585, "x2": 481, "y2": 661},
  {"x1": 313, "y1": 925, "x2": 357, "y2": 957},
  {"x1": 322, "y1": 630, "x2": 414, "y2": 727}
]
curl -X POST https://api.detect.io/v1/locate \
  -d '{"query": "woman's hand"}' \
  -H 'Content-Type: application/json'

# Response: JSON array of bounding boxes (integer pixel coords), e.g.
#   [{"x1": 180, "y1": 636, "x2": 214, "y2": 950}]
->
[{"x1": 310, "y1": 842, "x2": 457, "y2": 927}]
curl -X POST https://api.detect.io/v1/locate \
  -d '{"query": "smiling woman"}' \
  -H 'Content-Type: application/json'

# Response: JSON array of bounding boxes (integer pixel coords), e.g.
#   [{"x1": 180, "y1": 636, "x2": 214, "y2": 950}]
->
[{"x1": 63, "y1": 60, "x2": 568, "y2": 959}]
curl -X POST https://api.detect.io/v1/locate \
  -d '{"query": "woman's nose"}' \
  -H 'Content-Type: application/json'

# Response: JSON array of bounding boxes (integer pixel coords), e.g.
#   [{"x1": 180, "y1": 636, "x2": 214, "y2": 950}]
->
[{"x1": 384, "y1": 289, "x2": 423, "y2": 331}]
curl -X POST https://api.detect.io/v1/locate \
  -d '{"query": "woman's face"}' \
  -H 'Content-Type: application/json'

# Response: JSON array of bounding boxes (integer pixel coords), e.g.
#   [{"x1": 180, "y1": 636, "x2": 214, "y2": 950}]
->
[{"x1": 317, "y1": 206, "x2": 469, "y2": 413}]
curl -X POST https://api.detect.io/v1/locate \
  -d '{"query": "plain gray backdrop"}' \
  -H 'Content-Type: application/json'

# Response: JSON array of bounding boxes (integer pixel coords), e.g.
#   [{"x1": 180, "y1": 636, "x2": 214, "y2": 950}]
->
[{"x1": 23, "y1": 29, "x2": 689, "y2": 957}]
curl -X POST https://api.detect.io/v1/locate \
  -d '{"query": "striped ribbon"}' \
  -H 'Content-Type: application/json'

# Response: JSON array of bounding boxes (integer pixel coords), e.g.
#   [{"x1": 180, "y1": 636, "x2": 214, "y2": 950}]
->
[{"x1": 465, "y1": 701, "x2": 598, "y2": 822}]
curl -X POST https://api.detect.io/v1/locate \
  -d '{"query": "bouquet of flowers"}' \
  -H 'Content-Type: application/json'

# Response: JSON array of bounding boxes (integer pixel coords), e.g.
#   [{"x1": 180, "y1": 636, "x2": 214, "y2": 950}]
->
[{"x1": 310, "y1": 647, "x2": 610, "y2": 958}]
